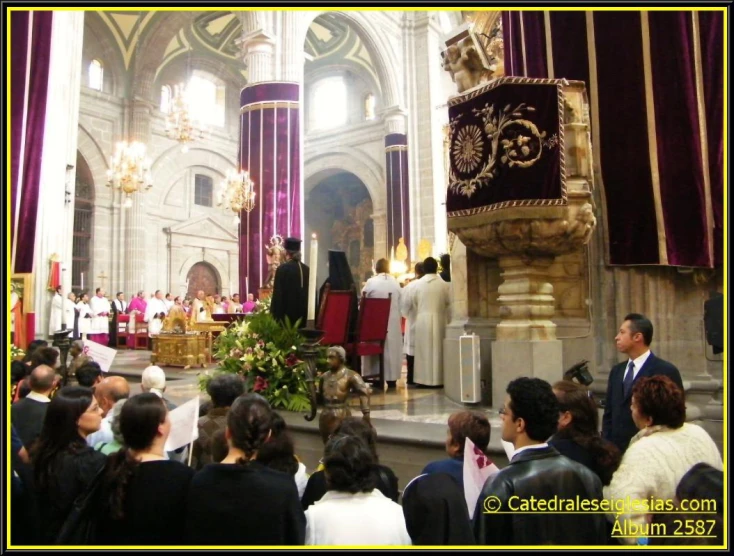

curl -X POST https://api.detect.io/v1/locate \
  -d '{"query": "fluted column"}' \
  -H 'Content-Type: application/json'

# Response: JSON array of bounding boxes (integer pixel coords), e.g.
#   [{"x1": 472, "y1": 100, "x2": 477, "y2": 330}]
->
[{"x1": 123, "y1": 99, "x2": 152, "y2": 296}]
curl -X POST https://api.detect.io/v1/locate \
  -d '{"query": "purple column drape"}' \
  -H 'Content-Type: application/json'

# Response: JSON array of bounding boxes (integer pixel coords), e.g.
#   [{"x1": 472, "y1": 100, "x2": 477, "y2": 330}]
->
[
  {"x1": 502, "y1": 10, "x2": 723, "y2": 267},
  {"x1": 384, "y1": 134, "x2": 410, "y2": 262},
  {"x1": 12, "y1": 11, "x2": 53, "y2": 274},
  {"x1": 240, "y1": 82, "x2": 300, "y2": 295}
]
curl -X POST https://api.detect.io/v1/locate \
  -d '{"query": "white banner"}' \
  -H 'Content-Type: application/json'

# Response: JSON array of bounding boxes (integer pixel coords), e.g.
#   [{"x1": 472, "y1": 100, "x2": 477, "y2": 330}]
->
[
  {"x1": 81, "y1": 340, "x2": 117, "y2": 373},
  {"x1": 463, "y1": 438, "x2": 500, "y2": 519},
  {"x1": 164, "y1": 397, "x2": 200, "y2": 452}
]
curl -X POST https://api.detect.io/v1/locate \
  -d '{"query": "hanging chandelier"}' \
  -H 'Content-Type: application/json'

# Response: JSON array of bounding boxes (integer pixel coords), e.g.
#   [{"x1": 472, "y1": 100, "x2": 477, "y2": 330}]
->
[
  {"x1": 105, "y1": 141, "x2": 153, "y2": 208},
  {"x1": 165, "y1": 83, "x2": 205, "y2": 152},
  {"x1": 217, "y1": 168, "x2": 256, "y2": 226}
]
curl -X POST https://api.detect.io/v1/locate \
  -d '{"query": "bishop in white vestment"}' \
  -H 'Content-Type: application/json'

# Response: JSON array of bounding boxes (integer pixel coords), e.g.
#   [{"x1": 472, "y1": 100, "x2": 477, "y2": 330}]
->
[
  {"x1": 145, "y1": 291, "x2": 169, "y2": 336},
  {"x1": 411, "y1": 258, "x2": 451, "y2": 387},
  {"x1": 89, "y1": 289, "x2": 112, "y2": 346},
  {"x1": 361, "y1": 259, "x2": 403, "y2": 387}
]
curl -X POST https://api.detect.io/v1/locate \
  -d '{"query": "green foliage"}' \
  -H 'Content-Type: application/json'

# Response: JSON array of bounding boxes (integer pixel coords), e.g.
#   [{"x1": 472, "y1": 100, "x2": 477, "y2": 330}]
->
[{"x1": 204, "y1": 311, "x2": 327, "y2": 412}]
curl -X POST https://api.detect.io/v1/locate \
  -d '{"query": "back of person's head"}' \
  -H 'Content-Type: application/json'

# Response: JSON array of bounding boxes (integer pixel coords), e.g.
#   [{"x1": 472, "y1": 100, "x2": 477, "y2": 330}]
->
[
  {"x1": 402, "y1": 473, "x2": 475, "y2": 545},
  {"x1": 29, "y1": 347, "x2": 59, "y2": 371},
  {"x1": 375, "y1": 258, "x2": 389, "y2": 274},
  {"x1": 335, "y1": 417, "x2": 380, "y2": 463},
  {"x1": 440, "y1": 253, "x2": 451, "y2": 269},
  {"x1": 107, "y1": 394, "x2": 167, "y2": 520},
  {"x1": 141, "y1": 366, "x2": 166, "y2": 396},
  {"x1": 108, "y1": 399, "x2": 128, "y2": 446},
  {"x1": 631, "y1": 375, "x2": 686, "y2": 429},
  {"x1": 207, "y1": 374, "x2": 245, "y2": 408},
  {"x1": 105, "y1": 377, "x2": 131, "y2": 403},
  {"x1": 11, "y1": 360, "x2": 29, "y2": 384},
  {"x1": 32, "y1": 386, "x2": 95, "y2": 489},
  {"x1": 76, "y1": 362, "x2": 103, "y2": 388},
  {"x1": 23, "y1": 340, "x2": 49, "y2": 362},
  {"x1": 552, "y1": 380, "x2": 621, "y2": 485},
  {"x1": 256, "y1": 412, "x2": 298, "y2": 476},
  {"x1": 414, "y1": 262, "x2": 425, "y2": 277},
  {"x1": 323, "y1": 434, "x2": 376, "y2": 494},
  {"x1": 624, "y1": 313, "x2": 654, "y2": 346},
  {"x1": 29, "y1": 364, "x2": 56, "y2": 394},
  {"x1": 507, "y1": 377, "x2": 559, "y2": 442},
  {"x1": 447, "y1": 411, "x2": 491, "y2": 455},
  {"x1": 423, "y1": 257, "x2": 438, "y2": 274},
  {"x1": 677, "y1": 462, "x2": 723, "y2": 513},
  {"x1": 199, "y1": 399, "x2": 213, "y2": 418},
  {"x1": 227, "y1": 393, "x2": 273, "y2": 462}
]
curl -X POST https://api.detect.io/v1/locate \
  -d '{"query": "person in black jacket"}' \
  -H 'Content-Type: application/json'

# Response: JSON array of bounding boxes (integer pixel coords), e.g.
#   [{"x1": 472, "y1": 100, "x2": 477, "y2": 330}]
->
[
  {"x1": 12, "y1": 365, "x2": 57, "y2": 449},
  {"x1": 317, "y1": 250, "x2": 359, "y2": 341},
  {"x1": 473, "y1": 377, "x2": 608, "y2": 546},
  {"x1": 95, "y1": 393, "x2": 195, "y2": 545},
  {"x1": 301, "y1": 417, "x2": 398, "y2": 509},
  {"x1": 31, "y1": 386, "x2": 106, "y2": 544},
  {"x1": 602, "y1": 313, "x2": 683, "y2": 453},
  {"x1": 185, "y1": 394, "x2": 305, "y2": 545},
  {"x1": 270, "y1": 237, "x2": 310, "y2": 329}
]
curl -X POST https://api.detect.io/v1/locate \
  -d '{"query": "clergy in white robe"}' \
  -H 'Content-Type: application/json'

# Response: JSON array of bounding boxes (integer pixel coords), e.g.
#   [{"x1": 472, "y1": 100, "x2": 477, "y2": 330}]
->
[
  {"x1": 145, "y1": 291, "x2": 169, "y2": 336},
  {"x1": 399, "y1": 263, "x2": 425, "y2": 386},
  {"x1": 48, "y1": 287, "x2": 64, "y2": 336},
  {"x1": 89, "y1": 289, "x2": 112, "y2": 346},
  {"x1": 65, "y1": 293, "x2": 77, "y2": 336},
  {"x1": 411, "y1": 258, "x2": 451, "y2": 387},
  {"x1": 76, "y1": 296, "x2": 92, "y2": 336},
  {"x1": 361, "y1": 259, "x2": 403, "y2": 386},
  {"x1": 190, "y1": 291, "x2": 210, "y2": 323}
]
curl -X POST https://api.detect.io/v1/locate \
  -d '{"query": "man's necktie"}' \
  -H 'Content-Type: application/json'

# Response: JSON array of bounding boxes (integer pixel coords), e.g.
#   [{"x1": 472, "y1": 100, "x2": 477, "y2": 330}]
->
[{"x1": 623, "y1": 361, "x2": 635, "y2": 397}]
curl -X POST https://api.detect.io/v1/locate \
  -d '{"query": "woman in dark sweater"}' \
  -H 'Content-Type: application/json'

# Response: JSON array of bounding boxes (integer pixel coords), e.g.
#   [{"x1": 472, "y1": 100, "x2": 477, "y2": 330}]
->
[
  {"x1": 185, "y1": 393, "x2": 306, "y2": 545},
  {"x1": 550, "y1": 380, "x2": 621, "y2": 486},
  {"x1": 31, "y1": 386, "x2": 106, "y2": 544},
  {"x1": 301, "y1": 417, "x2": 398, "y2": 509},
  {"x1": 95, "y1": 393, "x2": 195, "y2": 545}
]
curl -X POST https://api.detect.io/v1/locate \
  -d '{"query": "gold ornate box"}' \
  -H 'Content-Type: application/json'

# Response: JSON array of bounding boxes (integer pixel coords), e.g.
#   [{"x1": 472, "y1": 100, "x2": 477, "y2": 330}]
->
[{"x1": 151, "y1": 333, "x2": 208, "y2": 369}]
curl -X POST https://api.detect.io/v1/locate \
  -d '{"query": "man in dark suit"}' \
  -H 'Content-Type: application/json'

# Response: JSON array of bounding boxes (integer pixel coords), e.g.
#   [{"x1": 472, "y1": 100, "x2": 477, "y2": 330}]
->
[
  {"x1": 602, "y1": 313, "x2": 683, "y2": 453},
  {"x1": 270, "y1": 237, "x2": 310, "y2": 329},
  {"x1": 11, "y1": 365, "x2": 57, "y2": 449}
]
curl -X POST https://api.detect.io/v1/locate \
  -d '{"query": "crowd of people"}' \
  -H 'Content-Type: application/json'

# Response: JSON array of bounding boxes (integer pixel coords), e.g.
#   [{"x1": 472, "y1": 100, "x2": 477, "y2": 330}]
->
[{"x1": 12, "y1": 275, "x2": 724, "y2": 546}]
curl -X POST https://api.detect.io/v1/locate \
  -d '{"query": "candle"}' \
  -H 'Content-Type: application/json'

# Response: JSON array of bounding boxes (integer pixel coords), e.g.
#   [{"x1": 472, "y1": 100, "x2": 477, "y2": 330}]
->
[
  {"x1": 307, "y1": 233, "x2": 318, "y2": 323},
  {"x1": 81, "y1": 272, "x2": 84, "y2": 291},
  {"x1": 246, "y1": 276, "x2": 249, "y2": 296}
]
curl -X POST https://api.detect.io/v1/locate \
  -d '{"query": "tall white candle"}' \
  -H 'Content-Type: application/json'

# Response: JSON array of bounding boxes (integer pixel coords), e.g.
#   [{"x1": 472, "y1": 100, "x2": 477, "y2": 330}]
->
[
  {"x1": 81, "y1": 272, "x2": 84, "y2": 291},
  {"x1": 307, "y1": 233, "x2": 318, "y2": 323},
  {"x1": 246, "y1": 277, "x2": 249, "y2": 296}
]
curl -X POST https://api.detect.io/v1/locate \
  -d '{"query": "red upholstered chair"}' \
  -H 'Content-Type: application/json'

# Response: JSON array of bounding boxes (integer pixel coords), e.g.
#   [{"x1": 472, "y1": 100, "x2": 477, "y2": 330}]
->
[
  {"x1": 316, "y1": 284, "x2": 354, "y2": 347},
  {"x1": 117, "y1": 314, "x2": 130, "y2": 349},
  {"x1": 134, "y1": 314, "x2": 149, "y2": 350},
  {"x1": 346, "y1": 293, "x2": 392, "y2": 385}
]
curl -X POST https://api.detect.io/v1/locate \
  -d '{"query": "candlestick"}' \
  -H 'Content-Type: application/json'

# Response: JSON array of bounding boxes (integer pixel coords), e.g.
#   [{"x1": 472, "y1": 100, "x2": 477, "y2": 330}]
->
[{"x1": 307, "y1": 233, "x2": 318, "y2": 322}]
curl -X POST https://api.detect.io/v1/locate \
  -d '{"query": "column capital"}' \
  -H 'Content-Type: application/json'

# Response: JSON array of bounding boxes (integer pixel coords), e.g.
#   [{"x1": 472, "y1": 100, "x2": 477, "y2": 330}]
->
[
  {"x1": 381, "y1": 105, "x2": 408, "y2": 135},
  {"x1": 237, "y1": 29, "x2": 276, "y2": 55}
]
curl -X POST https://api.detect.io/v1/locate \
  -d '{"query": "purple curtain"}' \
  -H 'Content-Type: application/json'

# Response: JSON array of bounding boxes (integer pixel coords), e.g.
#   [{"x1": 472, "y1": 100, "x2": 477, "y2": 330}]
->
[
  {"x1": 502, "y1": 10, "x2": 723, "y2": 267},
  {"x1": 12, "y1": 11, "x2": 53, "y2": 274}
]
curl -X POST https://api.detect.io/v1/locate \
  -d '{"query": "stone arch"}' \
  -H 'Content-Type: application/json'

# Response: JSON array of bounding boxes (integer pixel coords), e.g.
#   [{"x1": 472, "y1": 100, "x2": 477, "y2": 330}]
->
[
  {"x1": 177, "y1": 252, "x2": 228, "y2": 294},
  {"x1": 76, "y1": 125, "x2": 111, "y2": 204},
  {"x1": 150, "y1": 146, "x2": 237, "y2": 208},
  {"x1": 298, "y1": 12, "x2": 401, "y2": 109},
  {"x1": 304, "y1": 147, "x2": 385, "y2": 213}
]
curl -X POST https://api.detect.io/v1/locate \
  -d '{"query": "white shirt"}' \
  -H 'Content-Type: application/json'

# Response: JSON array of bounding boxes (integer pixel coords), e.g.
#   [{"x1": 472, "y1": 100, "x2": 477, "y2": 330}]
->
[
  {"x1": 113, "y1": 299, "x2": 127, "y2": 313},
  {"x1": 89, "y1": 295, "x2": 111, "y2": 316},
  {"x1": 305, "y1": 490, "x2": 411, "y2": 546},
  {"x1": 26, "y1": 392, "x2": 51, "y2": 403},
  {"x1": 145, "y1": 298, "x2": 169, "y2": 322},
  {"x1": 511, "y1": 443, "x2": 549, "y2": 461},
  {"x1": 623, "y1": 350, "x2": 651, "y2": 381}
]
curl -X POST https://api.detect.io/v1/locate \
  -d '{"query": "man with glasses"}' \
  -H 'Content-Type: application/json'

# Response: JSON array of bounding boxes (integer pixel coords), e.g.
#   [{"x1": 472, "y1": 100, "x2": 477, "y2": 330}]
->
[{"x1": 474, "y1": 377, "x2": 608, "y2": 545}]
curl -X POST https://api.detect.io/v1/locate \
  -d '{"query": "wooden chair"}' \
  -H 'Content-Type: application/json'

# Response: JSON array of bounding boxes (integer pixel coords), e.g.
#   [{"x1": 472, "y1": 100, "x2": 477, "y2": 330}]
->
[
  {"x1": 345, "y1": 293, "x2": 392, "y2": 385},
  {"x1": 117, "y1": 314, "x2": 130, "y2": 348},
  {"x1": 134, "y1": 314, "x2": 149, "y2": 350},
  {"x1": 316, "y1": 284, "x2": 354, "y2": 347}
]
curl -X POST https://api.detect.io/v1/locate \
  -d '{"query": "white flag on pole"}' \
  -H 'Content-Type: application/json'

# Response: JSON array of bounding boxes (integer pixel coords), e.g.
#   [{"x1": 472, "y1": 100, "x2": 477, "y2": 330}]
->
[
  {"x1": 463, "y1": 437, "x2": 500, "y2": 519},
  {"x1": 164, "y1": 397, "x2": 200, "y2": 452}
]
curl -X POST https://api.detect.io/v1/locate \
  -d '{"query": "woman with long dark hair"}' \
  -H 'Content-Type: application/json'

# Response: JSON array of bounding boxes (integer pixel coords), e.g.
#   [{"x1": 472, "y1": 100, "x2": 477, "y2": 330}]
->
[
  {"x1": 185, "y1": 394, "x2": 305, "y2": 545},
  {"x1": 95, "y1": 393, "x2": 194, "y2": 544},
  {"x1": 550, "y1": 381, "x2": 621, "y2": 486},
  {"x1": 255, "y1": 412, "x2": 309, "y2": 498},
  {"x1": 31, "y1": 386, "x2": 105, "y2": 544}
]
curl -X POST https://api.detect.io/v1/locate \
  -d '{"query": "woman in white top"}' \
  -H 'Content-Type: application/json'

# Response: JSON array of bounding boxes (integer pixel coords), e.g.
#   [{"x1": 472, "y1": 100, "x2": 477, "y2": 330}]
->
[
  {"x1": 305, "y1": 435, "x2": 411, "y2": 546},
  {"x1": 604, "y1": 376, "x2": 722, "y2": 544}
]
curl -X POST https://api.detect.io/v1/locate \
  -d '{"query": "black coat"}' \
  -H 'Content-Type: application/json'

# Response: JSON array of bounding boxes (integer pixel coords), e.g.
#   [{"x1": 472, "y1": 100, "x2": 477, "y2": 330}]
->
[
  {"x1": 11, "y1": 397, "x2": 49, "y2": 449},
  {"x1": 601, "y1": 353, "x2": 683, "y2": 453},
  {"x1": 270, "y1": 259, "x2": 310, "y2": 329},
  {"x1": 473, "y1": 445, "x2": 608, "y2": 545}
]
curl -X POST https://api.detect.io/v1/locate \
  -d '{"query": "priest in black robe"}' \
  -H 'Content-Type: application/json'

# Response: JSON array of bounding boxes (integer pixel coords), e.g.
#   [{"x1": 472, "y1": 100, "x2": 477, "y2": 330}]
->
[
  {"x1": 270, "y1": 237, "x2": 310, "y2": 329},
  {"x1": 317, "y1": 250, "x2": 359, "y2": 342}
]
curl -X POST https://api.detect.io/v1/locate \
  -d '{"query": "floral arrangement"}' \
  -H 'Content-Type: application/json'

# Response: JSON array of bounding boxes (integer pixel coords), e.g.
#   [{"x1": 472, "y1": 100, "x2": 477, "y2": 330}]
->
[
  {"x1": 11, "y1": 345, "x2": 25, "y2": 361},
  {"x1": 200, "y1": 310, "x2": 326, "y2": 412}
]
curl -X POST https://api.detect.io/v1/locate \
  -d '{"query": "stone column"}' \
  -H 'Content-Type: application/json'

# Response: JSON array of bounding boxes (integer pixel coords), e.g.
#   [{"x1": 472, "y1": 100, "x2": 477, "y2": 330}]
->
[
  {"x1": 383, "y1": 108, "x2": 410, "y2": 261},
  {"x1": 123, "y1": 99, "x2": 153, "y2": 297},
  {"x1": 371, "y1": 211, "x2": 388, "y2": 262},
  {"x1": 239, "y1": 22, "x2": 302, "y2": 296},
  {"x1": 32, "y1": 11, "x2": 84, "y2": 338}
]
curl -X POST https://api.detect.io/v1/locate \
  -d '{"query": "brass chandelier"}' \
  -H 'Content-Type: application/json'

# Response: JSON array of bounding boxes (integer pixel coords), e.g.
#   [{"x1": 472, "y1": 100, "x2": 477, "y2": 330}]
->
[
  {"x1": 165, "y1": 83, "x2": 205, "y2": 152},
  {"x1": 217, "y1": 168, "x2": 256, "y2": 226},
  {"x1": 105, "y1": 141, "x2": 153, "y2": 208}
]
